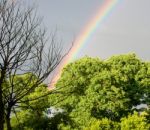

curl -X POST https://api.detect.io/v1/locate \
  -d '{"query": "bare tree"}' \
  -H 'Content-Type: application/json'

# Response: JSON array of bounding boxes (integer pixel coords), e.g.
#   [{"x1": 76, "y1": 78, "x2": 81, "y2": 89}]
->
[{"x1": 0, "y1": 0, "x2": 70, "y2": 129}]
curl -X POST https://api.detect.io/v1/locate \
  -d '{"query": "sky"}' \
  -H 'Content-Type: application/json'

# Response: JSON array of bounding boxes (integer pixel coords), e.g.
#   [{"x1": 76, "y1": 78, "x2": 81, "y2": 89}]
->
[{"x1": 30, "y1": 0, "x2": 150, "y2": 61}]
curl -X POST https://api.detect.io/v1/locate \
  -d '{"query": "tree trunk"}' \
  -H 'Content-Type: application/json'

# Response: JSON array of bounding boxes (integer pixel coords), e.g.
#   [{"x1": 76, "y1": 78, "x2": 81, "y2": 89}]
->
[
  {"x1": 0, "y1": 69, "x2": 7, "y2": 130},
  {"x1": 0, "y1": 88, "x2": 4, "y2": 130},
  {"x1": 6, "y1": 116, "x2": 12, "y2": 130},
  {"x1": 6, "y1": 107, "x2": 12, "y2": 130}
]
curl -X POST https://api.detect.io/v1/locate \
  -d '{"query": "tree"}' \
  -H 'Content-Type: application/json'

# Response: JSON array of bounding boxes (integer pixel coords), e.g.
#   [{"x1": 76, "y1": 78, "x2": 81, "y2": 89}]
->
[
  {"x1": 0, "y1": 0, "x2": 70, "y2": 129},
  {"x1": 84, "y1": 112, "x2": 150, "y2": 130},
  {"x1": 10, "y1": 84, "x2": 71, "y2": 130},
  {"x1": 10, "y1": 84, "x2": 50, "y2": 130},
  {"x1": 121, "y1": 111, "x2": 150, "y2": 130},
  {"x1": 50, "y1": 54, "x2": 150, "y2": 129},
  {"x1": 88, "y1": 53, "x2": 144, "y2": 120},
  {"x1": 84, "y1": 118, "x2": 120, "y2": 130},
  {"x1": 50, "y1": 57, "x2": 106, "y2": 129}
]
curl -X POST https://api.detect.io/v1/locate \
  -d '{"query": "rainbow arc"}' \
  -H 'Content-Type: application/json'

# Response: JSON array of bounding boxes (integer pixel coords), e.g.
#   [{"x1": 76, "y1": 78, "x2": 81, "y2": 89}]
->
[{"x1": 50, "y1": 0, "x2": 120, "y2": 88}]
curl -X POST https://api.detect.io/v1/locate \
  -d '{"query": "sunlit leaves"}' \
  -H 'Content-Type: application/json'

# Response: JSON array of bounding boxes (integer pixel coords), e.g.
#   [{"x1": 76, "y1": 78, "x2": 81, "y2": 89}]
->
[{"x1": 50, "y1": 54, "x2": 150, "y2": 129}]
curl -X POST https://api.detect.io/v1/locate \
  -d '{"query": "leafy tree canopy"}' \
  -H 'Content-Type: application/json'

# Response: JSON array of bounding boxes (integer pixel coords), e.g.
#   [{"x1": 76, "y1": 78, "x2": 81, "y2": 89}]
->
[{"x1": 50, "y1": 54, "x2": 150, "y2": 129}]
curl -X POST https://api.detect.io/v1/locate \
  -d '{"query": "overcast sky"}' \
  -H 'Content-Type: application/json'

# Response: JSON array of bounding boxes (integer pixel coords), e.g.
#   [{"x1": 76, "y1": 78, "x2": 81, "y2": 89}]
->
[{"x1": 31, "y1": 0, "x2": 150, "y2": 60}]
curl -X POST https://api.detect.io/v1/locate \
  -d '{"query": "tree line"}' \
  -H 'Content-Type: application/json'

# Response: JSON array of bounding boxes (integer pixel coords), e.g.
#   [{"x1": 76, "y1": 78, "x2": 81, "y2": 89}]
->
[
  {"x1": 5, "y1": 54, "x2": 150, "y2": 130},
  {"x1": 50, "y1": 54, "x2": 150, "y2": 130}
]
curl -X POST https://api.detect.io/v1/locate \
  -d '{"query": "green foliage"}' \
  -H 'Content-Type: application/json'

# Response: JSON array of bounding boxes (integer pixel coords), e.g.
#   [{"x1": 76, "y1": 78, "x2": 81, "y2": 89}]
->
[
  {"x1": 22, "y1": 85, "x2": 49, "y2": 110},
  {"x1": 56, "y1": 57, "x2": 104, "y2": 95},
  {"x1": 87, "y1": 54, "x2": 145, "y2": 120},
  {"x1": 3, "y1": 73, "x2": 38, "y2": 100},
  {"x1": 84, "y1": 112, "x2": 150, "y2": 130},
  {"x1": 50, "y1": 57, "x2": 105, "y2": 129},
  {"x1": 106, "y1": 54, "x2": 144, "y2": 107},
  {"x1": 10, "y1": 85, "x2": 51, "y2": 130},
  {"x1": 10, "y1": 83, "x2": 70, "y2": 130},
  {"x1": 121, "y1": 111, "x2": 150, "y2": 130},
  {"x1": 84, "y1": 118, "x2": 120, "y2": 130},
  {"x1": 5, "y1": 54, "x2": 149, "y2": 130},
  {"x1": 11, "y1": 110, "x2": 50, "y2": 130},
  {"x1": 135, "y1": 62, "x2": 150, "y2": 106},
  {"x1": 50, "y1": 54, "x2": 150, "y2": 129},
  {"x1": 11, "y1": 110, "x2": 69, "y2": 130},
  {"x1": 3, "y1": 74, "x2": 52, "y2": 130}
]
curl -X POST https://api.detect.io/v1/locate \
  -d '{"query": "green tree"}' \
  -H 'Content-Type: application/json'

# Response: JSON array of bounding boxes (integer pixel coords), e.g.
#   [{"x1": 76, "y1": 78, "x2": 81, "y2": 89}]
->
[
  {"x1": 50, "y1": 54, "x2": 150, "y2": 129},
  {"x1": 84, "y1": 112, "x2": 150, "y2": 130},
  {"x1": 88, "y1": 53, "x2": 144, "y2": 120},
  {"x1": 84, "y1": 118, "x2": 120, "y2": 130},
  {"x1": 4, "y1": 74, "x2": 50, "y2": 130},
  {"x1": 121, "y1": 111, "x2": 150, "y2": 130},
  {"x1": 11, "y1": 94, "x2": 49, "y2": 130},
  {"x1": 50, "y1": 57, "x2": 104, "y2": 129},
  {"x1": 9, "y1": 75, "x2": 69, "y2": 130}
]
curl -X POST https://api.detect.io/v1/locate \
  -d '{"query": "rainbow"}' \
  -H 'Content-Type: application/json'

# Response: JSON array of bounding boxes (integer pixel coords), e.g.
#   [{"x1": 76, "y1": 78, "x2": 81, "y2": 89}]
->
[{"x1": 50, "y1": 0, "x2": 120, "y2": 88}]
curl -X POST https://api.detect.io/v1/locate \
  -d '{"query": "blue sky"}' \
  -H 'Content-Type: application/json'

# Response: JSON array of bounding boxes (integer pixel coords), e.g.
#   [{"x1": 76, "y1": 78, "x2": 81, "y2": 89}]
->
[{"x1": 31, "y1": 0, "x2": 150, "y2": 60}]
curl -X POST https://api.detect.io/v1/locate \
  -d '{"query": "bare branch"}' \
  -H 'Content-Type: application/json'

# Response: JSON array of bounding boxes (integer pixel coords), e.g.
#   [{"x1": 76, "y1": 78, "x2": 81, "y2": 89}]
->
[{"x1": 0, "y1": 0, "x2": 73, "y2": 129}]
